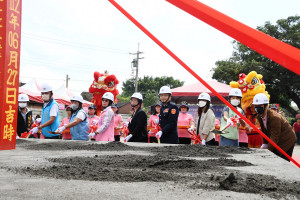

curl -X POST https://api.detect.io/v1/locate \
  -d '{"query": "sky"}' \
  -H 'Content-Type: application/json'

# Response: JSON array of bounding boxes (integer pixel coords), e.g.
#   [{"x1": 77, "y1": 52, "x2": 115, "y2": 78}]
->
[{"x1": 19, "y1": 0, "x2": 300, "y2": 95}]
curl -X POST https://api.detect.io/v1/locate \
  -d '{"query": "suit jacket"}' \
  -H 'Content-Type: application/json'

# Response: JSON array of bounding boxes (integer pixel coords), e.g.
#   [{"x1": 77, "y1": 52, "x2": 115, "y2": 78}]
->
[
  {"x1": 128, "y1": 108, "x2": 148, "y2": 142},
  {"x1": 257, "y1": 109, "x2": 296, "y2": 154},
  {"x1": 17, "y1": 109, "x2": 33, "y2": 136}
]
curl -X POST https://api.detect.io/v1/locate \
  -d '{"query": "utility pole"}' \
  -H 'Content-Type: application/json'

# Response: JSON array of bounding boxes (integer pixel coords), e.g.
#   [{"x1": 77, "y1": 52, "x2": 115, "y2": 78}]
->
[
  {"x1": 66, "y1": 74, "x2": 70, "y2": 89},
  {"x1": 130, "y1": 43, "x2": 144, "y2": 92}
]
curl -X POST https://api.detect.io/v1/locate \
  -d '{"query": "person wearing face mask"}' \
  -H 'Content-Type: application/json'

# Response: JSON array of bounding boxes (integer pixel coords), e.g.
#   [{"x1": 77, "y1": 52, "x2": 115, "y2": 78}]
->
[
  {"x1": 177, "y1": 101, "x2": 195, "y2": 144},
  {"x1": 87, "y1": 104, "x2": 100, "y2": 139},
  {"x1": 90, "y1": 92, "x2": 115, "y2": 141},
  {"x1": 155, "y1": 86, "x2": 179, "y2": 144},
  {"x1": 17, "y1": 94, "x2": 33, "y2": 137},
  {"x1": 58, "y1": 106, "x2": 72, "y2": 140},
  {"x1": 124, "y1": 93, "x2": 148, "y2": 143},
  {"x1": 196, "y1": 93, "x2": 216, "y2": 146},
  {"x1": 30, "y1": 83, "x2": 60, "y2": 139},
  {"x1": 220, "y1": 88, "x2": 246, "y2": 147},
  {"x1": 56, "y1": 95, "x2": 89, "y2": 140},
  {"x1": 111, "y1": 103, "x2": 123, "y2": 142},
  {"x1": 148, "y1": 103, "x2": 161, "y2": 143},
  {"x1": 253, "y1": 93, "x2": 296, "y2": 161}
]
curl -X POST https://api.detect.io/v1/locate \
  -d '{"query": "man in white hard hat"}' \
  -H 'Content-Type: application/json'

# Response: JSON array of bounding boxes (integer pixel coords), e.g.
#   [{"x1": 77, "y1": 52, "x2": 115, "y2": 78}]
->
[
  {"x1": 56, "y1": 94, "x2": 89, "y2": 140},
  {"x1": 253, "y1": 93, "x2": 296, "y2": 161},
  {"x1": 31, "y1": 83, "x2": 60, "y2": 139},
  {"x1": 17, "y1": 94, "x2": 33, "y2": 137},
  {"x1": 92, "y1": 92, "x2": 115, "y2": 141},
  {"x1": 156, "y1": 86, "x2": 179, "y2": 144},
  {"x1": 220, "y1": 88, "x2": 246, "y2": 147},
  {"x1": 124, "y1": 92, "x2": 148, "y2": 142}
]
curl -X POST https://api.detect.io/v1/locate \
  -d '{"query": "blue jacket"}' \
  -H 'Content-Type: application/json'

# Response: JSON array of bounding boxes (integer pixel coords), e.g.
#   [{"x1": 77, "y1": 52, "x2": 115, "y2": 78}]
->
[
  {"x1": 41, "y1": 98, "x2": 60, "y2": 138},
  {"x1": 70, "y1": 109, "x2": 89, "y2": 140}
]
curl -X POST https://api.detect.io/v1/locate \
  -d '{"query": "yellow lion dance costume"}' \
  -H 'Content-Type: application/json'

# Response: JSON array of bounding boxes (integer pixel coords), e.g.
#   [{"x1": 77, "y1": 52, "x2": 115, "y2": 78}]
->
[{"x1": 230, "y1": 71, "x2": 270, "y2": 110}]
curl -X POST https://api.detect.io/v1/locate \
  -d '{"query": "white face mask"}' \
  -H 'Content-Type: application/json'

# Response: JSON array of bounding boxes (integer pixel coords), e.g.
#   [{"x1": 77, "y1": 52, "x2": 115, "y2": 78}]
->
[
  {"x1": 231, "y1": 99, "x2": 240, "y2": 106},
  {"x1": 19, "y1": 102, "x2": 27, "y2": 108},
  {"x1": 42, "y1": 94, "x2": 50, "y2": 102},
  {"x1": 198, "y1": 101, "x2": 206, "y2": 108},
  {"x1": 70, "y1": 103, "x2": 79, "y2": 110}
]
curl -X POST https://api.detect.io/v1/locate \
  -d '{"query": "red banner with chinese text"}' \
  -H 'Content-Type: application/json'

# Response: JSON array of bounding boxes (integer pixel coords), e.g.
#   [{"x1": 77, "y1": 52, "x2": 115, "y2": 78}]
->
[{"x1": 0, "y1": 0, "x2": 22, "y2": 150}]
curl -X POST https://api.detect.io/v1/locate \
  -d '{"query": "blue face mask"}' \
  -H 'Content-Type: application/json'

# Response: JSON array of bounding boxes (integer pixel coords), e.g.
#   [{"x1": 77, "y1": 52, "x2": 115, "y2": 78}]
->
[{"x1": 255, "y1": 107, "x2": 265, "y2": 114}]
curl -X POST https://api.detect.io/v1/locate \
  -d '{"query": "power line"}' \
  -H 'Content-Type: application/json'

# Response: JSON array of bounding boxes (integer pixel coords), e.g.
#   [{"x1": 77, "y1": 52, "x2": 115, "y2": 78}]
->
[{"x1": 22, "y1": 32, "x2": 130, "y2": 54}]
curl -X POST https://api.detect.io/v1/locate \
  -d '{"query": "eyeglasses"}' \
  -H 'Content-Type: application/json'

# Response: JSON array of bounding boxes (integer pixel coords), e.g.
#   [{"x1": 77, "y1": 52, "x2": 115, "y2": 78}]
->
[
  {"x1": 102, "y1": 99, "x2": 109, "y2": 102},
  {"x1": 66, "y1": 109, "x2": 72, "y2": 111}
]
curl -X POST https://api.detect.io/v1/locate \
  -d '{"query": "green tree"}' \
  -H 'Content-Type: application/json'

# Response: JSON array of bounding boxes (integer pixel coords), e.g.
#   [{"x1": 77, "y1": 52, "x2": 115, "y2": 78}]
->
[
  {"x1": 212, "y1": 16, "x2": 300, "y2": 115},
  {"x1": 121, "y1": 76, "x2": 184, "y2": 107}
]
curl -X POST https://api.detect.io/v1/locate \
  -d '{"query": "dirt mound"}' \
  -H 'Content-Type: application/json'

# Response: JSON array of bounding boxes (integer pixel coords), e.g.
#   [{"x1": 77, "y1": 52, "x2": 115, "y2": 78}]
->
[
  {"x1": 9, "y1": 140, "x2": 300, "y2": 199},
  {"x1": 218, "y1": 172, "x2": 300, "y2": 199},
  {"x1": 24, "y1": 140, "x2": 252, "y2": 158},
  {"x1": 16, "y1": 139, "x2": 35, "y2": 145},
  {"x1": 24, "y1": 141, "x2": 139, "y2": 151},
  {"x1": 147, "y1": 145, "x2": 252, "y2": 158},
  {"x1": 12, "y1": 155, "x2": 252, "y2": 182}
]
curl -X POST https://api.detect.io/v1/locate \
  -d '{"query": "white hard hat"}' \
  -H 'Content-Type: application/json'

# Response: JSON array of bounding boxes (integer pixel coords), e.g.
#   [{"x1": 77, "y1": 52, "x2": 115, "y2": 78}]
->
[
  {"x1": 18, "y1": 94, "x2": 29, "y2": 102},
  {"x1": 102, "y1": 92, "x2": 114, "y2": 102},
  {"x1": 159, "y1": 86, "x2": 172, "y2": 94},
  {"x1": 70, "y1": 95, "x2": 84, "y2": 103},
  {"x1": 40, "y1": 83, "x2": 52, "y2": 93},
  {"x1": 229, "y1": 88, "x2": 242, "y2": 98},
  {"x1": 253, "y1": 93, "x2": 269, "y2": 105},
  {"x1": 131, "y1": 92, "x2": 143, "y2": 101},
  {"x1": 198, "y1": 92, "x2": 211, "y2": 102}
]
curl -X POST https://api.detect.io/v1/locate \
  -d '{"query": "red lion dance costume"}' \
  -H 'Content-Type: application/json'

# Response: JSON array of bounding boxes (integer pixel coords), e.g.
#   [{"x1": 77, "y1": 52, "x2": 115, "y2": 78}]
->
[{"x1": 89, "y1": 71, "x2": 119, "y2": 115}]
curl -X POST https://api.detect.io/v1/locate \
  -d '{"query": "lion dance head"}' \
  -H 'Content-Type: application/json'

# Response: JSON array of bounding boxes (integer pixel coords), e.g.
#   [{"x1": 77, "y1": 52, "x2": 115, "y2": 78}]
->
[
  {"x1": 230, "y1": 71, "x2": 270, "y2": 110},
  {"x1": 88, "y1": 70, "x2": 119, "y2": 115}
]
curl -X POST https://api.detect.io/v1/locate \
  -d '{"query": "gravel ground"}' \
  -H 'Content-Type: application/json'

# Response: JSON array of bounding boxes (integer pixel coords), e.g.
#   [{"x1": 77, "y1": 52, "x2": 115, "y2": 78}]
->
[{"x1": 0, "y1": 139, "x2": 299, "y2": 200}]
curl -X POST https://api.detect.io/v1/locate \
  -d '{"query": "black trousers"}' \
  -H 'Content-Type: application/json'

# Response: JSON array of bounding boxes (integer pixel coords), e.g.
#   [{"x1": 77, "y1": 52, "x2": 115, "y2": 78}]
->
[
  {"x1": 206, "y1": 138, "x2": 218, "y2": 146},
  {"x1": 114, "y1": 135, "x2": 120, "y2": 142},
  {"x1": 274, "y1": 144, "x2": 295, "y2": 162},
  {"x1": 45, "y1": 135, "x2": 62, "y2": 139},
  {"x1": 179, "y1": 137, "x2": 191, "y2": 144}
]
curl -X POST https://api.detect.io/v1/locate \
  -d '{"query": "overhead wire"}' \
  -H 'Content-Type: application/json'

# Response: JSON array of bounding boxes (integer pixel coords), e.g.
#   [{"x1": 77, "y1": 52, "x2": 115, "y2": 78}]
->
[{"x1": 22, "y1": 32, "x2": 130, "y2": 54}]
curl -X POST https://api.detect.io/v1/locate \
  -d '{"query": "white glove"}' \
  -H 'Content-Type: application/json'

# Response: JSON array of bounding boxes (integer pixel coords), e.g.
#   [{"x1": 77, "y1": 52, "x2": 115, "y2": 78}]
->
[
  {"x1": 235, "y1": 114, "x2": 241, "y2": 119},
  {"x1": 202, "y1": 139, "x2": 206, "y2": 145},
  {"x1": 88, "y1": 132, "x2": 96, "y2": 138},
  {"x1": 188, "y1": 127, "x2": 194, "y2": 132},
  {"x1": 92, "y1": 120, "x2": 98, "y2": 125},
  {"x1": 36, "y1": 118, "x2": 41, "y2": 123},
  {"x1": 56, "y1": 126, "x2": 66, "y2": 133},
  {"x1": 260, "y1": 144, "x2": 268, "y2": 149},
  {"x1": 31, "y1": 127, "x2": 39, "y2": 134},
  {"x1": 124, "y1": 134, "x2": 133, "y2": 142},
  {"x1": 227, "y1": 118, "x2": 233, "y2": 125},
  {"x1": 155, "y1": 131, "x2": 162, "y2": 139},
  {"x1": 154, "y1": 119, "x2": 159, "y2": 125},
  {"x1": 124, "y1": 122, "x2": 128, "y2": 128}
]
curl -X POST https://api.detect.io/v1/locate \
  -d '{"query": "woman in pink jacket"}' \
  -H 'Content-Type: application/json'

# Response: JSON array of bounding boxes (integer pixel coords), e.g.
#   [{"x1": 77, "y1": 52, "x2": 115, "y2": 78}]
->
[
  {"x1": 148, "y1": 103, "x2": 161, "y2": 143},
  {"x1": 111, "y1": 103, "x2": 123, "y2": 141},
  {"x1": 177, "y1": 101, "x2": 195, "y2": 144},
  {"x1": 92, "y1": 92, "x2": 115, "y2": 141},
  {"x1": 87, "y1": 104, "x2": 100, "y2": 139},
  {"x1": 59, "y1": 106, "x2": 72, "y2": 140}
]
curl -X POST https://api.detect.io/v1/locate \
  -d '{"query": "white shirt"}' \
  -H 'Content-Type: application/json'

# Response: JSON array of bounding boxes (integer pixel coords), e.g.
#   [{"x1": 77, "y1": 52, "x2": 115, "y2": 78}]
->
[
  {"x1": 75, "y1": 111, "x2": 86, "y2": 121},
  {"x1": 43, "y1": 102, "x2": 59, "y2": 117}
]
